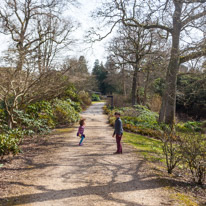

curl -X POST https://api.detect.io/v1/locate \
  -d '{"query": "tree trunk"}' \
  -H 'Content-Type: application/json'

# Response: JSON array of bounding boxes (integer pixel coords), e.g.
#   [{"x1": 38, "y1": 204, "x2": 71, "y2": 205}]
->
[
  {"x1": 159, "y1": 2, "x2": 183, "y2": 125},
  {"x1": 132, "y1": 65, "x2": 139, "y2": 105},
  {"x1": 143, "y1": 69, "x2": 150, "y2": 105},
  {"x1": 16, "y1": 49, "x2": 25, "y2": 71},
  {"x1": 136, "y1": 71, "x2": 141, "y2": 104},
  {"x1": 4, "y1": 100, "x2": 14, "y2": 129},
  {"x1": 122, "y1": 63, "x2": 126, "y2": 96}
]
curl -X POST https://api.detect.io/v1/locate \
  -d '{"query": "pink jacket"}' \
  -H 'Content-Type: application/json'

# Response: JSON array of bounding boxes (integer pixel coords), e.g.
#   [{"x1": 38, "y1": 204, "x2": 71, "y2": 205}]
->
[{"x1": 77, "y1": 126, "x2": 84, "y2": 136}]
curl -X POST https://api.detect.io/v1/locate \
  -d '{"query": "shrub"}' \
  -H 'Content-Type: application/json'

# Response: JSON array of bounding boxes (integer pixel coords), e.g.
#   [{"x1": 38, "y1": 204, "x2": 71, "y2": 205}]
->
[
  {"x1": 153, "y1": 77, "x2": 165, "y2": 96},
  {"x1": 0, "y1": 129, "x2": 24, "y2": 159},
  {"x1": 176, "y1": 121, "x2": 203, "y2": 133},
  {"x1": 63, "y1": 86, "x2": 80, "y2": 102},
  {"x1": 103, "y1": 105, "x2": 110, "y2": 114},
  {"x1": 180, "y1": 132, "x2": 206, "y2": 185},
  {"x1": 26, "y1": 101, "x2": 55, "y2": 128},
  {"x1": 121, "y1": 105, "x2": 160, "y2": 132},
  {"x1": 104, "y1": 105, "x2": 162, "y2": 138},
  {"x1": 14, "y1": 109, "x2": 51, "y2": 134},
  {"x1": 67, "y1": 99, "x2": 82, "y2": 112},
  {"x1": 92, "y1": 93, "x2": 101, "y2": 101},
  {"x1": 184, "y1": 121, "x2": 202, "y2": 132},
  {"x1": 78, "y1": 91, "x2": 91, "y2": 106},
  {"x1": 53, "y1": 99, "x2": 80, "y2": 127},
  {"x1": 160, "y1": 127, "x2": 181, "y2": 174},
  {"x1": 176, "y1": 73, "x2": 206, "y2": 119}
]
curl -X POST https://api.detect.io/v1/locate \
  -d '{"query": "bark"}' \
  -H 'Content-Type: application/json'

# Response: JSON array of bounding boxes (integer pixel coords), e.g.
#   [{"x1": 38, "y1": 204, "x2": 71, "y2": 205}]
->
[
  {"x1": 122, "y1": 64, "x2": 126, "y2": 96},
  {"x1": 16, "y1": 47, "x2": 26, "y2": 71},
  {"x1": 143, "y1": 69, "x2": 150, "y2": 105},
  {"x1": 159, "y1": 1, "x2": 183, "y2": 124},
  {"x1": 131, "y1": 65, "x2": 139, "y2": 105},
  {"x1": 136, "y1": 71, "x2": 141, "y2": 104}
]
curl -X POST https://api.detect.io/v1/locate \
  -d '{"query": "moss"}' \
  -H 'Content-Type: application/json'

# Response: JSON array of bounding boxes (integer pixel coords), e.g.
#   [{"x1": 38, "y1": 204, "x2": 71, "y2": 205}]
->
[
  {"x1": 54, "y1": 128, "x2": 74, "y2": 134},
  {"x1": 171, "y1": 192, "x2": 198, "y2": 206}
]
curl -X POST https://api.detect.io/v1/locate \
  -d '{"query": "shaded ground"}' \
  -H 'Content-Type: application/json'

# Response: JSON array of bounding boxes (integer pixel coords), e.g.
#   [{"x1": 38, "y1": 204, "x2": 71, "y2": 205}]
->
[{"x1": 0, "y1": 103, "x2": 175, "y2": 206}]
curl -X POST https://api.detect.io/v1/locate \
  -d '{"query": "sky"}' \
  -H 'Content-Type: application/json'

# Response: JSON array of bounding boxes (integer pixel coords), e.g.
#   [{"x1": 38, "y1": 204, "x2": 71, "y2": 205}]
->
[
  {"x1": 0, "y1": 0, "x2": 110, "y2": 71},
  {"x1": 0, "y1": 0, "x2": 204, "y2": 71},
  {"x1": 65, "y1": 0, "x2": 111, "y2": 70}
]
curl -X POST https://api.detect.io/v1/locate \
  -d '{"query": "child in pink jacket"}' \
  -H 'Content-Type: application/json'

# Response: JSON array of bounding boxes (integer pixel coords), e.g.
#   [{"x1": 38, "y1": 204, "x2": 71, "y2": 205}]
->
[{"x1": 77, "y1": 119, "x2": 86, "y2": 146}]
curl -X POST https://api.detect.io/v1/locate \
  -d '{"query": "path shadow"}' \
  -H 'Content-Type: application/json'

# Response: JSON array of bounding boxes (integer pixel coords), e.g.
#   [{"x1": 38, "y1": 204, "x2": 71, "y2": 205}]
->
[{"x1": 0, "y1": 160, "x2": 180, "y2": 206}]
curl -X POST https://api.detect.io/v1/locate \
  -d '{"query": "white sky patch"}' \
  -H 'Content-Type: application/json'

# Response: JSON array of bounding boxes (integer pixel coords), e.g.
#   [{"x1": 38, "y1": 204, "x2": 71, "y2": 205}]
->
[{"x1": 66, "y1": 0, "x2": 111, "y2": 71}]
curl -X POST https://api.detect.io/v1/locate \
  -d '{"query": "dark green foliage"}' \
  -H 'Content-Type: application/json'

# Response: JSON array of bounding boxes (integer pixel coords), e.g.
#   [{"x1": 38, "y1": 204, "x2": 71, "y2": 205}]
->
[
  {"x1": 92, "y1": 94, "x2": 101, "y2": 101},
  {"x1": 53, "y1": 99, "x2": 80, "y2": 127},
  {"x1": 67, "y1": 99, "x2": 82, "y2": 112},
  {"x1": 26, "y1": 101, "x2": 55, "y2": 128},
  {"x1": 0, "y1": 129, "x2": 24, "y2": 159},
  {"x1": 0, "y1": 108, "x2": 8, "y2": 132},
  {"x1": 115, "y1": 105, "x2": 160, "y2": 130},
  {"x1": 153, "y1": 73, "x2": 206, "y2": 119},
  {"x1": 60, "y1": 85, "x2": 80, "y2": 102},
  {"x1": 14, "y1": 109, "x2": 51, "y2": 134},
  {"x1": 26, "y1": 99, "x2": 81, "y2": 129},
  {"x1": 105, "y1": 105, "x2": 162, "y2": 137},
  {"x1": 0, "y1": 83, "x2": 91, "y2": 159},
  {"x1": 176, "y1": 121, "x2": 203, "y2": 132},
  {"x1": 92, "y1": 59, "x2": 116, "y2": 94},
  {"x1": 153, "y1": 78, "x2": 165, "y2": 96},
  {"x1": 176, "y1": 73, "x2": 206, "y2": 119}
]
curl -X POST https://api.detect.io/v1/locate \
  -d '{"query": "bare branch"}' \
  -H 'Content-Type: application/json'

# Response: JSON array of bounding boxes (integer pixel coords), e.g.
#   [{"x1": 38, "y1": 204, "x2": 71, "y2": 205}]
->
[{"x1": 182, "y1": 9, "x2": 206, "y2": 26}]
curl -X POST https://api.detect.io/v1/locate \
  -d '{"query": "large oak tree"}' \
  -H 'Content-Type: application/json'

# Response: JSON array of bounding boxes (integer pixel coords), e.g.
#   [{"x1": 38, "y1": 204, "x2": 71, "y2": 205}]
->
[{"x1": 90, "y1": 0, "x2": 206, "y2": 124}]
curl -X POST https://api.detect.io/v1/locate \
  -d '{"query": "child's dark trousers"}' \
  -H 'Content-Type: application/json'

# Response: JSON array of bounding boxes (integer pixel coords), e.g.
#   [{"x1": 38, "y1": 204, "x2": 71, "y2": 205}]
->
[{"x1": 116, "y1": 134, "x2": 122, "y2": 153}]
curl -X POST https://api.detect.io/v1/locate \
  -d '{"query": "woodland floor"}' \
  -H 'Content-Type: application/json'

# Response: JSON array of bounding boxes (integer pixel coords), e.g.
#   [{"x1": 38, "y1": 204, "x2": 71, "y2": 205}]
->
[{"x1": 0, "y1": 103, "x2": 184, "y2": 206}]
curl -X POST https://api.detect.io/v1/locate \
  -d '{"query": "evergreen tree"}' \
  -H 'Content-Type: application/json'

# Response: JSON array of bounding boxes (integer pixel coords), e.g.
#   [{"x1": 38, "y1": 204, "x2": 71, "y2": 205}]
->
[{"x1": 92, "y1": 59, "x2": 115, "y2": 94}]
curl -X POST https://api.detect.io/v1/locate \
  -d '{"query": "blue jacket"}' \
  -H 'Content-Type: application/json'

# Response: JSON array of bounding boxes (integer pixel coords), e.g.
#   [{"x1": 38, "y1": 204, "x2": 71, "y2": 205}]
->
[{"x1": 113, "y1": 117, "x2": 123, "y2": 135}]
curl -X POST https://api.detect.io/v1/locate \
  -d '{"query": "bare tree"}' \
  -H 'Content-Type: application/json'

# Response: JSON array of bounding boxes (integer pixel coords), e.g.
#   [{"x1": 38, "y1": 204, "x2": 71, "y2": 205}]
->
[
  {"x1": 90, "y1": 0, "x2": 206, "y2": 124},
  {"x1": 0, "y1": 0, "x2": 77, "y2": 128},
  {"x1": 108, "y1": 25, "x2": 153, "y2": 105}
]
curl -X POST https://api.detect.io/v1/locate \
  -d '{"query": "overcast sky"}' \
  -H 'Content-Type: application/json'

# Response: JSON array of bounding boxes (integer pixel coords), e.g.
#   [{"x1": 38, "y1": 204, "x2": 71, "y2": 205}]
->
[
  {"x1": 66, "y1": 0, "x2": 110, "y2": 70},
  {"x1": 0, "y1": 0, "x2": 110, "y2": 71}
]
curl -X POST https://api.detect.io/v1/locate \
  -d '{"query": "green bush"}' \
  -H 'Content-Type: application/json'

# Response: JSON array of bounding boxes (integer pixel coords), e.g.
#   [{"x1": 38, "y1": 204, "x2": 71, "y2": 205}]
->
[
  {"x1": 176, "y1": 73, "x2": 206, "y2": 119},
  {"x1": 67, "y1": 99, "x2": 82, "y2": 112},
  {"x1": 53, "y1": 99, "x2": 80, "y2": 127},
  {"x1": 62, "y1": 86, "x2": 80, "y2": 102},
  {"x1": 153, "y1": 77, "x2": 165, "y2": 96},
  {"x1": 105, "y1": 105, "x2": 161, "y2": 138},
  {"x1": 92, "y1": 94, "x2": 101, "y2": 101},
  {"x1": 26, "y1": 101, "x2": 55, "y2": 128},
  {"x1": 14, "y1": 109, "x2": 51, "y2": 134},
  {"x1": 176, "y1": 121, "x2": 202, "y2": 132},
  {"x1": 0, "y1": 129, "x2": 24, "y2": 159},
  {"x1": 180, "y1": 132, "x2": 206, "y2": 185},
  {"x1": 78, "y1": 91, "x2": 91, "y2": 106}
]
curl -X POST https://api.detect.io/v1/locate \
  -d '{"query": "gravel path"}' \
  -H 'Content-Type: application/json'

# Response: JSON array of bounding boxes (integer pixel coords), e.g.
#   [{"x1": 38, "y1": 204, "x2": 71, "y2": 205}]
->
[{"x1": 0, "y1": 103, "x2": 174, "y2": 206}]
